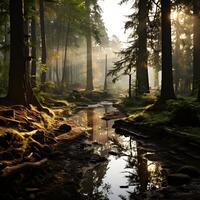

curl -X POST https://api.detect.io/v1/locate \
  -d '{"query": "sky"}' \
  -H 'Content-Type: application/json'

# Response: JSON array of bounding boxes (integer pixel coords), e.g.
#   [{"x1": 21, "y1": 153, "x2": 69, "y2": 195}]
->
[{"x1": 98, "y1": 0, "x2": 132, "y2": 44}]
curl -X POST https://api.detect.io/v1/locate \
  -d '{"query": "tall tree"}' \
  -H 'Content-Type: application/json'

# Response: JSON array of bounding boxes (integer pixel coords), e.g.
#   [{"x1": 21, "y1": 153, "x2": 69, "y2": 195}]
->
[
  {"x1": 61, "y1": 21, "x2": 70, "y2": 89},
  {"x1": 7, "y1": 0, "x2": 33, "y2": 105},
  {"x1": 31, "y1": 0, "x2": 37, "y2": 88},
  {"x1": 136, "y1": 0, "x2": 149, "y2": 95},
  {"x1": 160, "y1": 0, "x2": 175, "y2": 100},
  {"x1": 85, "y1": 0, "x2": 94, "y2": 91},
  {"x1": 39, "y1": 0, "x2": 47, "y2": 87}
]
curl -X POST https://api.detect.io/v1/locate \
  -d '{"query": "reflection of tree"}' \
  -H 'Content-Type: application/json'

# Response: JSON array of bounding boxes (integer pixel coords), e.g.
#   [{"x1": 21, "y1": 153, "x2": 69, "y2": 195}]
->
[
  {"x1": 136, "y1": 142, "x2": 148, "y2": 193},
  {"x1": 81, "y1": 162, "x2": 110, "y2": 200},
  {"x1": 147, "y1": 161, "x2": 163, "y2": 189},
  {"x1": 81, "y1": 107, "x2": 113, "y2": 199},
  {"x1": 87, "y1": 108, "x2": 94, "y2": 140},
  {"x1": 121, "y1": 138, "x2": 163, "y2": 200}
]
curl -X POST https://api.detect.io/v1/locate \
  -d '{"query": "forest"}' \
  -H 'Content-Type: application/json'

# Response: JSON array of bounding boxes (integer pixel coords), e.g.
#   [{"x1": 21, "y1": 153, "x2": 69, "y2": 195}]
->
[{"x1": 0, "y1": 0, "x2": 200, "y2": 200}]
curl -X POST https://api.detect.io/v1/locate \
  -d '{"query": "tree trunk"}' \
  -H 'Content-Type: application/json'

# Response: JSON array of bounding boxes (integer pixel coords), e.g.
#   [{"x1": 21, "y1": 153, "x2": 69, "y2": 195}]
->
[
  {"x1": 154, "y1": 69, "x2": 159, "y2": 90},
  {"x1": 136, "y1": 142, "x2": 148, "y2": 192},
  {"x1": 31, "y1": 14, "x2": 37, "y2": 88},
  {"x1": 193, "y1": 1, "x2": 200, "y2": 98},
  {"x1": 39, "y1": 0, "x2": 47, "y2": 86},
  {"x1": 104, "y1": 54, "x2": 108, "y2": 91},
  {"x1": 24, "y1": 0, "x2": 30, "y2": 75},
  {"x1": 86, "y1": 0, "x2": 94, "y2": 91},
  {"x1": 174, "y1": 23, "x2": 181, "y2": 94},
  {"x1": 61, "y1": 22, "x2": 70, "y2": 89},
  {"x1": 136, "y1": 0, "x2": 149, "y2": 95},
  {"x1": 160, "y1": 0, "x2": 175, "y2": 100},
  {"x1": 128, "y1": 73, "x2": 132, "y2": 98},
  {"x1": 2, "y1": 21, "x2": 9, "y2": 91},
  {"x1": 55, "y1": 24, "x2": 60, "y2": 87},
  {"x1": 7, "y1": 0, "x2": 32, "y2": 105}
]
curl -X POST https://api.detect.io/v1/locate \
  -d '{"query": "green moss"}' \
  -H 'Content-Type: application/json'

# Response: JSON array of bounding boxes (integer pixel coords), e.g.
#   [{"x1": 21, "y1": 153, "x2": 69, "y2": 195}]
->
[
  {"x1": 127, "y1": 97, "x2": 200, "y2": 127},
  {"x1": 0, "y1": 128, "x2": 25, "y2": 149},
  {"x1": 121, "y1": 95, "x2": 156, "y2": 113},
  {"x1": 129, "y1": 111, "x2": 170, "y2": 125}
]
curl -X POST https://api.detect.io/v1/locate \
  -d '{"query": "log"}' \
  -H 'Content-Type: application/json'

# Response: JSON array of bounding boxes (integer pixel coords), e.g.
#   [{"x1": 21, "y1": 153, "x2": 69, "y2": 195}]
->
[{"x1": 1, "y1": 158, "x2": 48, "y2": 177}]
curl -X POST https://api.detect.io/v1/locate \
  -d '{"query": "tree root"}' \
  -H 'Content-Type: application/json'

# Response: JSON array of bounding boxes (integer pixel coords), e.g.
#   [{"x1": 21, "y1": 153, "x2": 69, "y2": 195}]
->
[{"x1": 1, "y1": 158, "x2": 48, "y2": 178}]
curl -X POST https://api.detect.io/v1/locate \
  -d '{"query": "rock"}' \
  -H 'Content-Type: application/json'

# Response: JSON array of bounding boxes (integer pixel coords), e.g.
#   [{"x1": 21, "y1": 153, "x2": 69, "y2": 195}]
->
[
  {"x1": 167, "y1": 173, "x2": 191, "y2": 186},
  {"x1": 58, "y1": 124, "x2": 71, "y2": 133},
  {"x1": 177, "y1": 166, "x2": 200, "y2": 178}
]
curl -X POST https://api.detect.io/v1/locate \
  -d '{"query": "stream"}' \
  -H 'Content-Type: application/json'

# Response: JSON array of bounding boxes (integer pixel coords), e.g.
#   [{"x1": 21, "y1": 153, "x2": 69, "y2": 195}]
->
[{"x1": 69, "y1": 102, "x2": 164, "y2": 200}]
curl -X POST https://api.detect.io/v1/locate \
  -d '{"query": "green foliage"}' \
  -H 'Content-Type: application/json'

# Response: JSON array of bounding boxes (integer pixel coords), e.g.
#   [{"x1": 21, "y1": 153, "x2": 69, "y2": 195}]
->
[
  {"x1": 166, "y1": 99, "x2": 200, "y2": 126},
  {"x1": 122, "y1": 95, "x2": 156, "y2": 108},
  {"x1": 39, "y1": 63, "x2": 47, "y2": 72}
]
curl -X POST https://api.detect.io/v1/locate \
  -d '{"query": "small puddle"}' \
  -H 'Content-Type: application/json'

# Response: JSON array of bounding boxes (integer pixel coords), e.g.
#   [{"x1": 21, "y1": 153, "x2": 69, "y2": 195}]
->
[{"x1": 70, "y1": 103, "x2": 164, "y2": 199}]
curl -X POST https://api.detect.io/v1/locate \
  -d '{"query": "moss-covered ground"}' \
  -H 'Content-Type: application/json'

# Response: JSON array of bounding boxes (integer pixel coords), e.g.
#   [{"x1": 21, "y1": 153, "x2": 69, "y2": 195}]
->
[{"x1": 118, "y1": 95, "x2": 200, "y2": 138}]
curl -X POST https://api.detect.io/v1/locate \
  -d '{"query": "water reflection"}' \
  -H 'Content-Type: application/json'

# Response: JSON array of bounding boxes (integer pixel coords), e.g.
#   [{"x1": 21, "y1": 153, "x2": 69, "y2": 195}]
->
[{"x1": 70, "y1": 105, "x2": 164, "y2": 200}]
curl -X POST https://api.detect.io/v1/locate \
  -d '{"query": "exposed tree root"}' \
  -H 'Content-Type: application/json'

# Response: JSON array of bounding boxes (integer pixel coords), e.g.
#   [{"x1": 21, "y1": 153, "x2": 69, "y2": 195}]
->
[{"x1": 1, "y1": 158, "x2": 48, "y2": 178}]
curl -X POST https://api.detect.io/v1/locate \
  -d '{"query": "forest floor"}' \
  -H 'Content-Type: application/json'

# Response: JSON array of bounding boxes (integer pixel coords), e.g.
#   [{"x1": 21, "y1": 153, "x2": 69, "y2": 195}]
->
[
  {"x1": 0, "y1": 95, "x2": 109, "y2": 200},
  {"x1": 113, "y1": 96, "x2": 200, "y2": 199}
]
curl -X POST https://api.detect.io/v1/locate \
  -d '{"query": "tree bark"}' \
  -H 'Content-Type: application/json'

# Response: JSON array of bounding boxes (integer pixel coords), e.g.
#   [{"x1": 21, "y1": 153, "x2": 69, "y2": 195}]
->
[
  {"x1": 31, "y1": 14, "x2": 37, "y2": 88},
  {"x1": 39, "y1": 0, "x2": 47, "y2": 86},
  {"x1": 160, "y1": 0, "x2": 175, "y2": 100},
  {"x1": 24, "y1": 0, "x2": 30, "y2": 75},
  {"x1": 136, "y1": 0, "x2": 149, "y2": 95},
  {"x1": 7, "y1": 0, "x2": 29, "y2": 105},
  {"x1": 6, "y1": 0, "x2": 41, "y2": 107},
  {"x1": 86, "y1": 0, "x2": 94, "y2": 91}
]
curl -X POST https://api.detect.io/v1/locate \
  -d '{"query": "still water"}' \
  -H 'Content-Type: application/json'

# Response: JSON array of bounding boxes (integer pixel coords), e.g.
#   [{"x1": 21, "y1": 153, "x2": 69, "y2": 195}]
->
[{"x1": 70, "y1": 103, "x2": 163, "y2": 200}]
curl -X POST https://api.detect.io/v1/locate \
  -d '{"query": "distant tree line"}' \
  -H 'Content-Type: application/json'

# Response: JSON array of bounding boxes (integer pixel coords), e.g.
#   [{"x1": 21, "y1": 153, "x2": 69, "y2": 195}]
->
[{"x1": 109, "y1": 0, "x2": 200, "y2": 101}]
